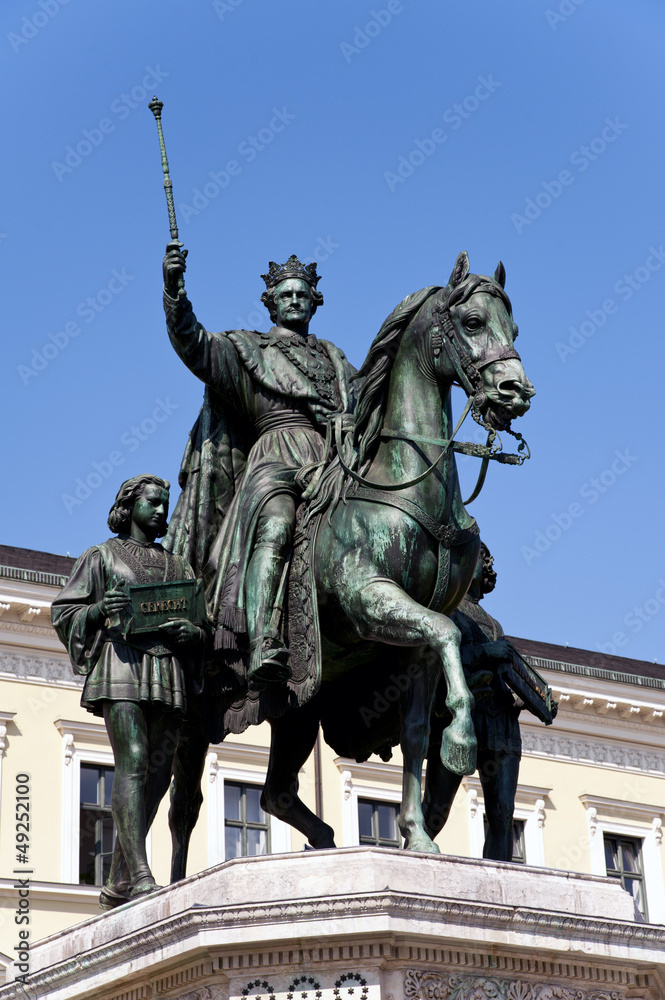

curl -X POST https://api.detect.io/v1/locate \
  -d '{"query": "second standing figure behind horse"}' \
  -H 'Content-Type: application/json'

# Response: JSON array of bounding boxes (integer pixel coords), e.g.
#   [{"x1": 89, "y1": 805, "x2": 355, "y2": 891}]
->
[{"x1": 424, "y1": 542, "x2": 523, "y2": 861}]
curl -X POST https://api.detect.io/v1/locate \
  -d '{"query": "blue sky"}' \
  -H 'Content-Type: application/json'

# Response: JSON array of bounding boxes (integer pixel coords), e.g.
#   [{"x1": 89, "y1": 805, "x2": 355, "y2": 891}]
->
[{"x1": 1, "y1": 0, "x2": 663, "y2": 663}]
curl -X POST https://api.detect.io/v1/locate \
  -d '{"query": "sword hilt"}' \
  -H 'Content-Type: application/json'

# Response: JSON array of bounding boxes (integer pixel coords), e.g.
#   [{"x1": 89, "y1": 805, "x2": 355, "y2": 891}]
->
[{"x1": 149, "y1": 96, "x2": 179, "y2": 243}]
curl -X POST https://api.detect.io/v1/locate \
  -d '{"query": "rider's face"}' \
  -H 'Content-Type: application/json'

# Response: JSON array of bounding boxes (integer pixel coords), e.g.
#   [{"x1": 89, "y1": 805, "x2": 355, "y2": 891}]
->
[{"x1": 273, "y1": 278, "x2": 313, "y2": 330}]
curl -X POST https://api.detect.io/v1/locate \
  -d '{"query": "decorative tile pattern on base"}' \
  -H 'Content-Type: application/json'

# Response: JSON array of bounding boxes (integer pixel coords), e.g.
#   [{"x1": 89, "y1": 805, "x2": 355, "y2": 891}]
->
[
  {"x1": 405, "y1": 970, "x2": 626, "y2": 1000},
  {"x1": 233, "y1": 972, "x2": 374, "y2": 1000}
]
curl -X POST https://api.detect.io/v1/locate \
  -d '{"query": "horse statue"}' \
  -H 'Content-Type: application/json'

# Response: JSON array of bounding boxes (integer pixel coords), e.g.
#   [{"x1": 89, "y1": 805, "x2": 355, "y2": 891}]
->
[{"x1": 169, "y1": 251, "x2": 535, "y2": 872}]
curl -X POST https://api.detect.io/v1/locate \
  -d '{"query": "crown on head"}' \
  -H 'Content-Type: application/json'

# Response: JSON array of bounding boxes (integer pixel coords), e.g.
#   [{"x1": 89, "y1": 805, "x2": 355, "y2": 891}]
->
[{"x1": 261, "y1": 254, "x2": 321, "y2": 291}]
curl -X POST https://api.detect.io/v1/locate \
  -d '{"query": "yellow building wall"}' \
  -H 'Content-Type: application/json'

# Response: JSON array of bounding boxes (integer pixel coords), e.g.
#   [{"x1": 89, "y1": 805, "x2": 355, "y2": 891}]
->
[{"x1": 1, "y1": 592, "x2": 665, "y2": 976}]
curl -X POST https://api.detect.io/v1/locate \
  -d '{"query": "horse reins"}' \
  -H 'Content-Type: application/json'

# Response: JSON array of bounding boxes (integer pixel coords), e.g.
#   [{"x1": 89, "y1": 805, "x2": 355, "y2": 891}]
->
[{"x1": 334, "y1": 281, "x2": 530, "y2": 503}]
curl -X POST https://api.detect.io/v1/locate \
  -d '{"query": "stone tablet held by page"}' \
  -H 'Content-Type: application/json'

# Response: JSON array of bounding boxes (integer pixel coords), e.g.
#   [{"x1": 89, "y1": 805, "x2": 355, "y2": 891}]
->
[{"x1": 122, "y1": 579, "x2": 201, "y2": 635}]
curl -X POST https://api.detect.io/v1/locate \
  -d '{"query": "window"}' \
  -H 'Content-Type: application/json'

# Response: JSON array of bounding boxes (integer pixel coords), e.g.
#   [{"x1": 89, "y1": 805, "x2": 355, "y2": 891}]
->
[
  {"x1": 482, "y1": 816, "x2": 526, "y2": 863},
  {"x1": 604, "y1": 834, "x2": 648, "y2": 920},
  {"x1": 464, "y1": 778, "x2": 550, "y2": 866},
  {"x1": 224, "y1": 781, "x2": 271, "y2": 859},
  {"x1": 79, "y1": 763, "x2": 115, "y2": 886},
  {"x1": 358, "y1": 799, "x2": 401, "y2": 847},
  {"x1": 580, "y1": 794, "x2": 665, "y2": 923},
  {"x1": 511, "y1": 819, "x2": 526, "y2": 864},
  {"x1": 334, "y1": 757, "x2": 402, "y2": 848}
]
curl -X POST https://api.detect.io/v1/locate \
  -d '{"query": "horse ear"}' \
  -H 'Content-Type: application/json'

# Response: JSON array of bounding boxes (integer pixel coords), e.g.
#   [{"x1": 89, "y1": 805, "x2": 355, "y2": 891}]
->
[
  {"x1": 493, "y1": 260, "x2": 506, "y2": 288},
  {"x1": 449, "y1": 251, "x2": 470, "y2": 287}
]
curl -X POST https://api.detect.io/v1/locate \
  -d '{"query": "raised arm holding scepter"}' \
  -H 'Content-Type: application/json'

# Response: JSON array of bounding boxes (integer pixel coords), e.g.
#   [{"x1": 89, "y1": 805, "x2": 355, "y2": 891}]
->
[{"x1": 148, "y1": 97, "x2": 357, "y2": 733}]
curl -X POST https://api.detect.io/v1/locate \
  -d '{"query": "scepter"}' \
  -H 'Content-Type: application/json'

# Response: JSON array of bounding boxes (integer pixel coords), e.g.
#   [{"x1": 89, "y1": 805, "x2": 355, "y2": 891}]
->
[{"x1": 148, "y1": 95, "x2": 183, "y2": 250}]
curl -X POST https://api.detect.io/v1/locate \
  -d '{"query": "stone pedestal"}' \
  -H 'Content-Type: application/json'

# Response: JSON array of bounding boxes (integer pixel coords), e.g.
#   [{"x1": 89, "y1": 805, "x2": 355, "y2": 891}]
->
[{"x1": 1, "y1": 848, "x2": 664, "y2": 1000}]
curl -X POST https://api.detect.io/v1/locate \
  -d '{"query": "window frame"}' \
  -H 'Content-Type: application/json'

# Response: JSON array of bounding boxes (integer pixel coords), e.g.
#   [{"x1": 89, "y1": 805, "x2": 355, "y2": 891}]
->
[
  {"x1": 78, "y1": 762, "x2": 116, "y2": 887},
  {"x1": 464, "y1": 776, "x2": 551, "y2": 867},
  {"x1": 603, "y1": 832, "x2": 649, "y2": 921},
  {"x1": 55, "y1": 720, "x2": 151, "y2": 883},
  {"x1": 223, "y1": 780, "x2": 272, "y2": 860},
  {"x1": 358, "y1": 797, "x2": 401, "y2": 848},
  {"x1": 206, "y1": 750, "x2": 292, "y2": 866},
  {"x1": 334, "y1": 756, "x2": 403, "y2": 848},
  {"x1": 481, "y1": 813, "x2": 527, "y2": 864},
  {"x1": 0, "y1": 711, "x2": 16, "y2": 838},
  {"x1": 581, "y1": 794, "x2": 665, "y2": 923}
]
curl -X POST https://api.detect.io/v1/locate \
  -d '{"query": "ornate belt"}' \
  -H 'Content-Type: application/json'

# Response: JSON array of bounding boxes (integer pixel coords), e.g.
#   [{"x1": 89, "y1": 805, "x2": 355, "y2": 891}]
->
[{"x1": 255, "y1": 409, "x2": 316, "y2": 436}]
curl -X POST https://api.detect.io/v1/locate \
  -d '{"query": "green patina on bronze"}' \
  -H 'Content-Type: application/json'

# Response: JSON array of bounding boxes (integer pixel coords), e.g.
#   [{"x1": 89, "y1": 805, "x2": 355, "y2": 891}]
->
[
  {"x1": 51, "y1": 475, "x2": 209, "y2": 907},
  {"x1": 148, "y1": 99, "x2": 538, "y2": 868},
  {"x1": 163, "y1": 246, "x2": 535, "y2": 862},
  {"x1": 424, "y1": 543, "x2": 555, "y2": 862}
]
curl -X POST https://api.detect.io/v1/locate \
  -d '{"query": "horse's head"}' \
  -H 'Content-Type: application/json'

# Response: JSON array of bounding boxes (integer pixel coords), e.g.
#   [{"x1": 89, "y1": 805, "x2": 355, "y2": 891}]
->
[{"x1": 433, "y1": 251, "x2": 535, "y2": 431}]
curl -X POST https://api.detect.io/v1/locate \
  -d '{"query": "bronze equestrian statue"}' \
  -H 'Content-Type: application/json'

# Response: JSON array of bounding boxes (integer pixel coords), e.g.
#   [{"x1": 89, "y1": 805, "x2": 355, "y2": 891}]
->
[{"x1": 165, "y1": 249, "x2": 536, "y2": 870}]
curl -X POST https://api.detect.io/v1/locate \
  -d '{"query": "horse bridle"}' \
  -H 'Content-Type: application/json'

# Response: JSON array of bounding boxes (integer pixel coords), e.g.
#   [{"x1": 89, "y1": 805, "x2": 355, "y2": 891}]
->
[{"x1": 334, "y1": 281, "x2": 531, "y2": 503}]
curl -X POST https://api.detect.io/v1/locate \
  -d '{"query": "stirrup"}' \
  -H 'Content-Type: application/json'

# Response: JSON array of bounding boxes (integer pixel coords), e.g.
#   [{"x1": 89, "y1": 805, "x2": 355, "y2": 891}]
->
[{"x1": 248, "y1": 636, "x2": 292, "y2": 688}]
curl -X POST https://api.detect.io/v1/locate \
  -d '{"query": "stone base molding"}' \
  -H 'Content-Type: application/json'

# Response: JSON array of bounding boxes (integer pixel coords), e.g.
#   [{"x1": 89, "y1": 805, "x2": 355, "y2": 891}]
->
[
  {"x1": 405, "y1": 968, "x2": 646, "y2": 999},
  {"x1": 0, "y1": 848, "x2": 662, "y2": 1000}
]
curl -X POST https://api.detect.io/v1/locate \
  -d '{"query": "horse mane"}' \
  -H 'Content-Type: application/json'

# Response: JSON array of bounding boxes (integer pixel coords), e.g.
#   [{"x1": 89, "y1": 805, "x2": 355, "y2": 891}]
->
[
  {"x1": 303, "y1": 272, "x2": 512, "y2": 523},
  {"x1": 302, "y1": 286, "x2": 439, "y2": 524},
  {"x1": 352, "y1": 285, "x2": 440, "y2": 469},
  {"x1": 353, "y1": 277, "x2": 512, "y2": 469}
]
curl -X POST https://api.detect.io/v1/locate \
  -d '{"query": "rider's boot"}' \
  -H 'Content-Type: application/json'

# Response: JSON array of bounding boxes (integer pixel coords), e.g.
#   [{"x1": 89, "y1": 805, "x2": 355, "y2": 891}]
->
[{"x1": 246, "y1": 541, "x2": 292, "y2": 690}]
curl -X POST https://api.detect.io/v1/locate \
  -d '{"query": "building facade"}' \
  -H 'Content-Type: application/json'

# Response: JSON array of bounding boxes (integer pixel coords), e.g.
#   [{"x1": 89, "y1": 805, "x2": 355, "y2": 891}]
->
[{"x1": 0, "y1": 545, "x2": 663, "y2": 981}]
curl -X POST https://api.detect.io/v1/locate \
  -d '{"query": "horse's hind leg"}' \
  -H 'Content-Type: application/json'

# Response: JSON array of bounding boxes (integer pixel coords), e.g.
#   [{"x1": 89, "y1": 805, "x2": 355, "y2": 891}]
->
[
  {"x1": 352, "y1": 580, "x2": 476, "y2": 852},
  {"x1": 168, "y1": 722, "x2": 208, "y2": 883},
  {"x1": 261, "y1": 701, "x2": 336, "y2": 849}
]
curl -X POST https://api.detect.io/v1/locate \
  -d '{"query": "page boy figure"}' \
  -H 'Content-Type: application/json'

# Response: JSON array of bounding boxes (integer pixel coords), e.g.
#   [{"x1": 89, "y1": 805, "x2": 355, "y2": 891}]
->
[{"x1": 52, "y1": 474, "x2": 208, "y2": 908}]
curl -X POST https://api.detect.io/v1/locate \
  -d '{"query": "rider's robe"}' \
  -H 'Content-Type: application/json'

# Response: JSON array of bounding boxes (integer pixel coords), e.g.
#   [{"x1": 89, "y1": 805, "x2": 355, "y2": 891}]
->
[{"x1": 163, "y1": 288, "x2": 358, "y2": 733}]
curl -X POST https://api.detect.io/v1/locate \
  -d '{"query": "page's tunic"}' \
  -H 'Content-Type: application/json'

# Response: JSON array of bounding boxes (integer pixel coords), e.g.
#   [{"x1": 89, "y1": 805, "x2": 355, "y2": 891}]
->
[{"x1": 52, "y1": 538, "x2": 201, "y2": 717}]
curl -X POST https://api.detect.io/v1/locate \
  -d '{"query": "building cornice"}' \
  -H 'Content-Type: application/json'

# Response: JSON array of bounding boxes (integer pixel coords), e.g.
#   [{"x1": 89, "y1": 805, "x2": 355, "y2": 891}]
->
[
  {"x1": 53, "y1": 718, "x2": 109, "y2": 747},
  {"x1": 334, "y1": 756, "x2": 402, "y2": 786},
  {"x1": 208, "y1": 742, "x2": 271, "y2": 769},
  {"x1": 523, "y1": 651, "x2": 665, "y2": 691},
  {"x1": 0, "y1": 650, "x2": 82, "y2": 687},
  {"x1": 521, "y1": 726, "x2": 665, "y2": 775},
  {"x1": 579, "y1": 793, "x2": 665, "y2": 825}
]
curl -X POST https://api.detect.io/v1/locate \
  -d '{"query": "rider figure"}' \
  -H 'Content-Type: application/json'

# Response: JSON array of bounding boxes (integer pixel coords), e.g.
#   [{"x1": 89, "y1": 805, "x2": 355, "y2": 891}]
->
[{"x1": 163, "y1": 247, "x2": 357, "y2": 696}]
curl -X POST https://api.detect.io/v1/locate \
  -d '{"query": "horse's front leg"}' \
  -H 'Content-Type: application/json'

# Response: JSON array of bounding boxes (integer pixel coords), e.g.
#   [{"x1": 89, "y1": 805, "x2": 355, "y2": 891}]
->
[
  {"x1": 398, "y1": 644, "x2": 442, "y2": 851},
  {"x1": 353, "y1": 581, "x2": 477, "y2": 853}
]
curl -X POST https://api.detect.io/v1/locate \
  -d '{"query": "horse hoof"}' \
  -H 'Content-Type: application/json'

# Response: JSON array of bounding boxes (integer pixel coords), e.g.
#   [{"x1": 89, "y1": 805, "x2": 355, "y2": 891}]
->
[
  {"x1": 403, "y1": 834, "x2": 441, "y2": 854},
  {"x1": 308, "y1": 824, "x2": 337, "y2": 850},
  {"x1": 308, "y1": 837, "x2": 336, "y2": 850},
  {"x1": 440, "y1": 734, "x2": 477, "y2": 775}
]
